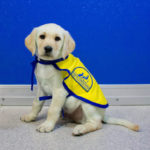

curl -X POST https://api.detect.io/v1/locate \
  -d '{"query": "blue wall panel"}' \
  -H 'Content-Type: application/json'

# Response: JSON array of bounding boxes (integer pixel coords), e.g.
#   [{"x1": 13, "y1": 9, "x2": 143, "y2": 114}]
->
[{"x1": 0, "y1": 0, "x2": 150, "y2": 84}]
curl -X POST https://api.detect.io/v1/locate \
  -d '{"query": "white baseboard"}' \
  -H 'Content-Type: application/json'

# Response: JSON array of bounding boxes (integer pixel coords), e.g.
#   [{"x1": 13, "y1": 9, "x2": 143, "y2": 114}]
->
[{"x1": 0, "y1": 84, "x2": 150, "y2": 106}]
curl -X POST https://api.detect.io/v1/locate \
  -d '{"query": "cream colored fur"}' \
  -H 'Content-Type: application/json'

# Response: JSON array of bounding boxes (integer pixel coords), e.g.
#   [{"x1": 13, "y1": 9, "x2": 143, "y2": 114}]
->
[{"x1": 21, "y1": 23, "x2": 139, "y2": 135}]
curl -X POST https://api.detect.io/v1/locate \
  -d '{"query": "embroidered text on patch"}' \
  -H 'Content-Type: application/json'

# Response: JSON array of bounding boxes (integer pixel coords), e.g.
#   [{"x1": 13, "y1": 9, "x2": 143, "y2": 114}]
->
[{"x1": 71, "y1": 67, "x2": 93, "y2": 92}]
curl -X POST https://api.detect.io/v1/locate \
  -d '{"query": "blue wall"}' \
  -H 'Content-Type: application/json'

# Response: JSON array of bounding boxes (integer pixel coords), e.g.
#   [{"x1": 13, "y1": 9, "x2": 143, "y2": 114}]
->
[{"x1": 0, "y1": 0, "x2": 150, "y2": 84}]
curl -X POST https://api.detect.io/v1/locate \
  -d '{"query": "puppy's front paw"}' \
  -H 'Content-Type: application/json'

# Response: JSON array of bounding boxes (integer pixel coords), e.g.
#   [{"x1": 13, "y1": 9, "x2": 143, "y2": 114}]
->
[
  {"x1": 36, "y1": 121, "x2": 54, "y2": 133},
  {"x1": 20, "y1": 114, "x2": 36, "y2": 122}
]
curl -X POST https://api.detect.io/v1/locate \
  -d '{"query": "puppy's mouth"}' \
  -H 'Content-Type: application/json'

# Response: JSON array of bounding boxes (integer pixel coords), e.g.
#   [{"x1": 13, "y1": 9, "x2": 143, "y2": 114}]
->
[
  {"x1": 44, "y1": 53, "x2": 51, "y2": 56},
  {"x1": 42, "y1": 52, "x2": 54, "y2": 59}
]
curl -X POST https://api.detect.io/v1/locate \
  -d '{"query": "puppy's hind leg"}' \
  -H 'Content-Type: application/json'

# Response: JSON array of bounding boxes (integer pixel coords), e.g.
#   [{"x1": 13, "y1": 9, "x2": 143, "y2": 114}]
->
[
  {"x1": 72, "y1": 103, "x2": 102, "y2": 136},
  {"x1": 20, "y1": 88, "x2": 45, "y2": 122}
]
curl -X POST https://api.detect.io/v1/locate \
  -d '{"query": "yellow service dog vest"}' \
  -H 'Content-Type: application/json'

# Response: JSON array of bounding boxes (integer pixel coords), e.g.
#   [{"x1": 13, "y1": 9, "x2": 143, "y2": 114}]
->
[{"x1": 53, "y1": 54, "x2": 109, "y2": 108}]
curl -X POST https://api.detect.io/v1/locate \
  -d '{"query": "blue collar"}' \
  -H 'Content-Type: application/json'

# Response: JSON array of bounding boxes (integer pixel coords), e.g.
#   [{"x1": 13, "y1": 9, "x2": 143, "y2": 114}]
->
[
  {"x1": 34, "y1": 55, "x2": 68, "y2": 65},
  {"x1": 31, "y1": 55, "x2": 68, "y2": 91}
]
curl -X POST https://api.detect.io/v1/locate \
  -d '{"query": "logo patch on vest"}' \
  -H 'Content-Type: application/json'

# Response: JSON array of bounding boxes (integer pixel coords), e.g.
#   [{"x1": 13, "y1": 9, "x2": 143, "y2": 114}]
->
[{"x1": 71, "y1": 67, "x2": 93, "y2": 92}]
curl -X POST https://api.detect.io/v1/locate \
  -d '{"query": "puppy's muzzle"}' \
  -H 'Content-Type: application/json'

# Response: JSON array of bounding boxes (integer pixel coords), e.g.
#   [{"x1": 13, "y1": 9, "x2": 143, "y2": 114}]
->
[{"x1": 44, "y1": 46, "x2": 53, "y2": 54}]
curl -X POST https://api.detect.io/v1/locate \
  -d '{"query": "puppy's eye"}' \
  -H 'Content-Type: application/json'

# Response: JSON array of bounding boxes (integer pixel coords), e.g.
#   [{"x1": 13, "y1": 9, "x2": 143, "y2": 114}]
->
[
  {"x1": 55, "y1": 36, "x2": 61, "y2": 41},
  {"x1": 39, "y1": 35, "x2": 45, "y2": 39}
]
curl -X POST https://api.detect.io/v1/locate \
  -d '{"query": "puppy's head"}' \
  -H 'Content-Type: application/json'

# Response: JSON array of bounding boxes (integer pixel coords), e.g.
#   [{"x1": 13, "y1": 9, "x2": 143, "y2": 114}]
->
[{"x1": 25, "y1": 23, "x2": 75, "y2": 60}]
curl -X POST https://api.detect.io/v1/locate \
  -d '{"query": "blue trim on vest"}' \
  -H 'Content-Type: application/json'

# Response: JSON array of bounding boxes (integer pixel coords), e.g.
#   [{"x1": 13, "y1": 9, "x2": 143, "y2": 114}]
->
[
  {"x1": 53, "y1": 63, "x2": 71, "y2": 75},
  {"x1": 53, "y1": 62, "x2": 109, "y2": 109},
  {"x1": 62, "y1": 82, "x2": 109, "y2": 108}
]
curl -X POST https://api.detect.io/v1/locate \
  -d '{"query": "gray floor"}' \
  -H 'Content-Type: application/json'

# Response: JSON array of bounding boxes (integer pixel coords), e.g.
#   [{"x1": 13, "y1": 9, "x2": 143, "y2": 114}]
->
[{"x1": 0, "y1": 106, "x2": 150, "y2": 150}]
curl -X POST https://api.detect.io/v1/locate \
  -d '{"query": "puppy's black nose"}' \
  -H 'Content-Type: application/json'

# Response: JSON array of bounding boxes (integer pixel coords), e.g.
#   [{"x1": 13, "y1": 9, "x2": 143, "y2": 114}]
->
[{"x1": 44, "y1": 46, "x2": 53, "y2": 53}]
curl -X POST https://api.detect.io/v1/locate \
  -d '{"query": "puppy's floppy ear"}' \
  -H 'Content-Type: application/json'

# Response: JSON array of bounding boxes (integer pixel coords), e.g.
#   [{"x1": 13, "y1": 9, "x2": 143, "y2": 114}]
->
[
  {"x1": 25, "y1": 28, "x2": 37, "y2": 56},
  {"x1": 62, "y1": 31, "x2": 75, "y2": 58}
]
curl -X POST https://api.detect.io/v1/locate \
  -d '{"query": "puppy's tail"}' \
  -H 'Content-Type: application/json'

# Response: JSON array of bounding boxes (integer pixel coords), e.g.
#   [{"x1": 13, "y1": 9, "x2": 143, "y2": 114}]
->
[{"x1": 102, "y1": 115, "x2": 139, "y2": 131}]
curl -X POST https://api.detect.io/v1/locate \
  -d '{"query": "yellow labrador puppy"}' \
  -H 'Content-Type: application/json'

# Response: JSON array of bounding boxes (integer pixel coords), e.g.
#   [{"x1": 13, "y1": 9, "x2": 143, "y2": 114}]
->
[{"x1": 21, "y1": 23, "x2": 139, "y2": 135}]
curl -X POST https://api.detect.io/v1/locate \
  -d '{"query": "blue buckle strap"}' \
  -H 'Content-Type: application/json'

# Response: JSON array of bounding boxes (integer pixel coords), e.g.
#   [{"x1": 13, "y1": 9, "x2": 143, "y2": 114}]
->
[{"x1": 39, "y1": 96, "x2": 52, "y2": 101}]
